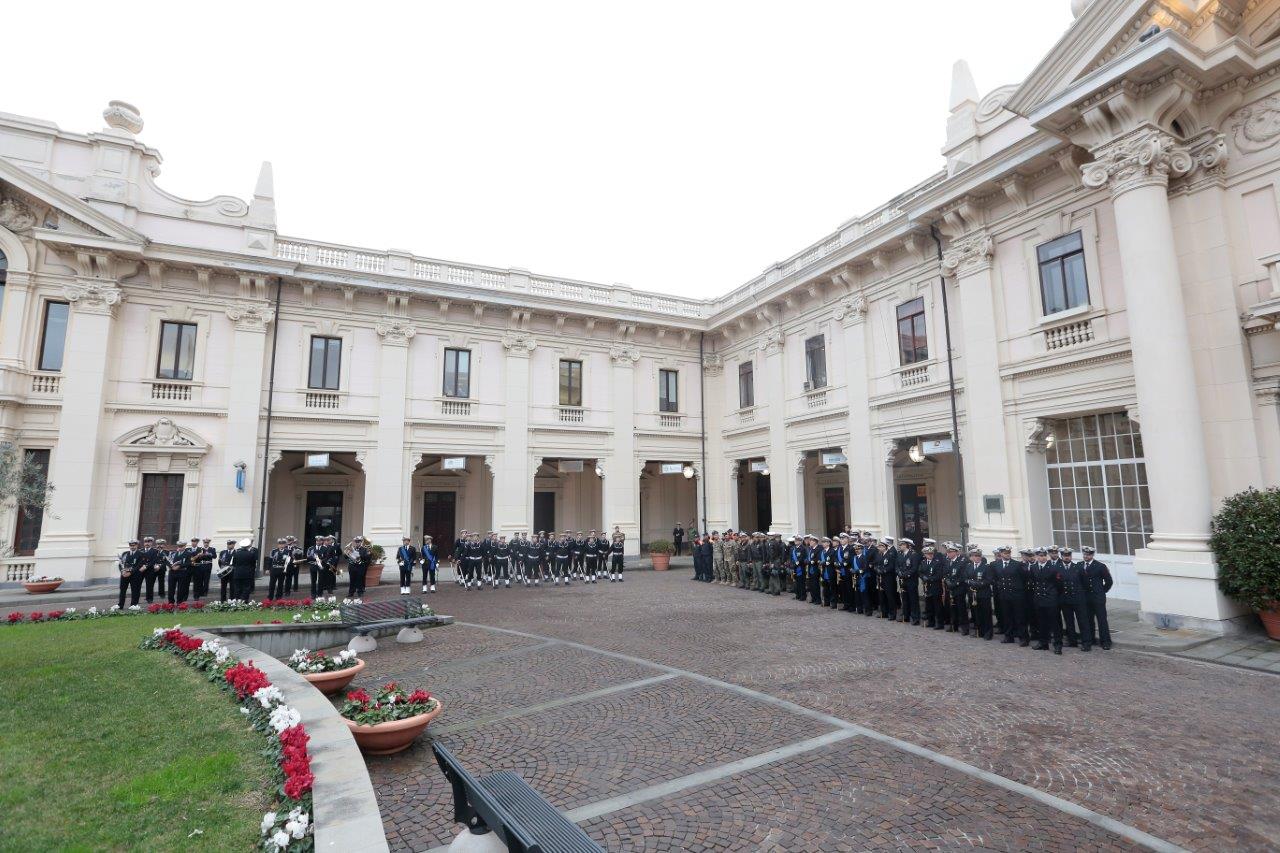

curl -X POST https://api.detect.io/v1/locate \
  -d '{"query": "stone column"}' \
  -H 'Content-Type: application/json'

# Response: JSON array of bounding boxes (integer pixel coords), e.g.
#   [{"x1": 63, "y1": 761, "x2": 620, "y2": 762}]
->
[
  {"x1": 1258, "y1": 388, "x2": 1280, "y2": 488},
  {"x1": 493, "y1": 331, "x2": 536, "y2": 537},
  {"x1": 942, "y1": 233, "x2": 1018, "y2": 548},
  {"x1": 791, "y1": 452, "x2": 807, "y2": 535},
  {"x1": 212, "y1": 296, "x2": 274, "y2": 543},
  {"x1": 34, "y1": 279, "x2": 123, "y2": 581},
  {"x1": 604, "y1": 345, "x2": 640, "y2": 555},
  {"x1": 881, "y1": 440, "x2": 900, "y2": 540},
  {"x1": 727, "y1": 464, "x2": 740, "y2": 532},
  {"x1": 0, "y1": 269, "x2": 31, "y2": 370},
  {"x1": 362, "y1": 319, "x2": 415, "y2": 553},
  {"x1": 836, "y1": 293, "x2": 880, "y2": 535},
  {"x1": 1081, "y1": 127, "x2": 1239, "y2": 629},
  {"x1": 700, "y1": 354, "x2": 730, "y2": 532},
  {"x1": 762, "y1": 328, "x2": 794, "y2": 534}
]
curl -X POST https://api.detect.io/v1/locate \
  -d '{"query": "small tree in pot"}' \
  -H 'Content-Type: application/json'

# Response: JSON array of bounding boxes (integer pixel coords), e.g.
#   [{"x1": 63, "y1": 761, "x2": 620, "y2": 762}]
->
[
  {"x1": 648, "y1": 539, "x2": 674, "y2": 571},
  {"x1": 1211, "y1": 487, "x2": 1280, "y2": 640},
  {"x1": 365, "y1": 542, "x2": 386, "y2": 586}
]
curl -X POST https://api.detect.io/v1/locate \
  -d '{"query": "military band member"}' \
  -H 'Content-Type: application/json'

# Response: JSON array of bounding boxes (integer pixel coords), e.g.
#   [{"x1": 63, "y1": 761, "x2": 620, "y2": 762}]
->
[
  {"x1": 396, "y1": 536, "x2": 419, "y2": 595},
  {"x1": 876, "y1": 536, "x2": 897, "y2": 620},
  {"x1": 595, "y1": 533, "x2": 610, "y2": 582},
  {"x1": 135, "y1": 536, "x2": 159, "y2": 603},
  {"x1": 1058, "y1": 546, "x2": 1092, "y2": 650},
  {"x1": 1082, "y1": 546, "x2": 1113, "y2": 649},
  {"x1": 1019, "y1": 547, "x2": 1038, "y2": 643},
  {"x1": 858, "y1": 540, "x2": 878, "y2": 616},
  {"x1": 1030, "y1": 548, "x2": 1064, "y2": 654},
  {"x1": 524, "y1": 534, "x2": 542, "y2": 586},
  {"x1": 229, "y1": 538, "x2": 260, "y2": 602},
  {"x1": 216, "y1": 539, "x2": 236, "y2": 601},
  {"x1": 117, "y1": 539, "x2": 143, "y2": 609},
  {"x1": 993, "y1": 546, "x2": 1028, "y2": 645},
  {"x1": 944, "y1": 543, "x2": 968, "y2": 634},
  {"x1": 895, "y1": 539, "x2": 921, "y2": 625},
  {"x1": 344, "y1": 536, "x2": 370, "y2": 598},
  {"x1": 816, "y1": 537, "x2": 835, "y2": 607},
  {"x1": 319, "y1": 535, "x2": 340, "y2": 595},
  {"x1": 420, "y1": 535, "x2": 439, "y2": 593},
  {"x1": 268, "y1": 538, "x2": 290, "y2": 600},
  {"x1": 920, "y1": 542, "x2": 946, "y2": 628},
  {"x1": 804, "y1": 535, "x2": 821, "y2": 604},
  {"x1": 966, "y1": 547, "x2": 995, "y2": 640},
  {"x1": 190, "y1": 537, "x2": 212, "y2": 600}
]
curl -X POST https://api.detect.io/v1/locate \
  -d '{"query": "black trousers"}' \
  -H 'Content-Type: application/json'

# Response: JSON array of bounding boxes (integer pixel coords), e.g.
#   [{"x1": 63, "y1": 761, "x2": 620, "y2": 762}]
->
[
  {"x1": 286, "y1": 565, "x2": 300, "y2": 593},
  {"x1": 422, "y1": 564, "x2": 437, "y2": 586},
  {"x1": 309, "y1": 567, "x2": 320, "y2": 598},
  {"x1": 899, "y1": 582, "x2": 920, "y2": 623},
  {"x1": 231, "y1": 576, "x2": 254, "y2": 601},
  {"x1": 838, "y1": 575, "x2": 854, "y2": 610},
  {"x1": 948, "y1": 591, "x2": 969, "y2": 633},
  {"x1": 860, "y1": 581, "x2": 877, "y2": 615},
  {"x1": 972, "y1": 596, "x2": 993, "y2": 639},
  {"x1": 144, "y1": 570, "x2": 159, "y2": 602},
  {"x1": 992, "y1": 594, "x2": 1003, "y2": 634},
  {"x1": 347, "y1": 567, "x2": 366, "y2": 598},
  {"x1": 118, "y1": 573, "x2": 142, "y2": 608},
  {"x1": 156, "y1": 567, "x2": 167, "y2": 598},
  {"x1": 612, "y1": 554, "x2": 624, "y2": 574},
  {"x1": 268, "y1": 572, "x2": 287, "y2": 600},
  {"x1": 1000, "y1": 595, "x2": 1027, "y2": 641},
  {"x1": 924, "y1": 592, "x2": 943, "y2": 627},
  {"x1": 494, "y1": 558, "x2": 510, "y2": 580},
  {"x1": 1035, "y1": 604, "x2": 1063, "y2": 647},
  {"x1": 398, "y1": 563, "x2": 414, "y2": 587},
  {"x1": 319, "y1": 570, "x2": 336, "y2": 595},
  {"x1": 168, "y1": 570, "x2": 191, "y2": 604},
  {"x1": 1024, "y1": 591, "x2": 1039, "y2": 639},
  {"x1": 821, "y1": 578, "x2": 836, "y2": 607},
  {"x1": 674, "y1": 539, "x2": 683, "y2": 556},
  {"x1": 1061, "y1": 596, "x2": 1093, "y2": 647},
  {"x1": 879, "y1": 578, "x2": 898, "y2": 618},
  {"x1": 219, "y1": 574, "x2": 231, "y2": 602},
  {"x1": 807, "y1": 573, "x2": 821, "y2": 603},
  {"x1": 1088, "y1": 594, "x2": 1111, "y2": 645}
]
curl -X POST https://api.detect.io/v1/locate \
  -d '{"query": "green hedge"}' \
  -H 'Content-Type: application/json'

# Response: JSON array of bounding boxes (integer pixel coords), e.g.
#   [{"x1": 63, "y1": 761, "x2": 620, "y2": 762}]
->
[{"x1": 1210, "y1": 487, "x2": 1280, "y2": 611}]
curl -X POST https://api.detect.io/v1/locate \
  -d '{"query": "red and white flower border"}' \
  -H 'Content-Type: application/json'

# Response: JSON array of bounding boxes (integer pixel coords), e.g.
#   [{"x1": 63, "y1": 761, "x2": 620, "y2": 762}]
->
[
  {"x1": 141, "y1": 625, "x2": 315, "y2": 852},
  {"x1": 6, "y1": 598, "x2": 347, "y2": 626}
]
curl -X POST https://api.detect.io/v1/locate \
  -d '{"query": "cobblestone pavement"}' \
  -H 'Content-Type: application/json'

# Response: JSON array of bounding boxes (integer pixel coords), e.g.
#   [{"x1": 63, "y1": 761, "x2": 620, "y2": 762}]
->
[{"x1": 326, "y1": 572, "x2": 1280, "y2": 852}]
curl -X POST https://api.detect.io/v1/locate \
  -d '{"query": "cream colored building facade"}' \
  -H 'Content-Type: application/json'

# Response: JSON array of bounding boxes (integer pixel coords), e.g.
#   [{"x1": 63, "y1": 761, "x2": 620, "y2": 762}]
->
[{"x1": 1, "y1": 0, "x2": 1278, "y2": 633}]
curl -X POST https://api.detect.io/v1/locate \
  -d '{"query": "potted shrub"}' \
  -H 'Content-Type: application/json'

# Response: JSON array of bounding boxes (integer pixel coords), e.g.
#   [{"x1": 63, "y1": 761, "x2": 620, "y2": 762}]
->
[
  {"x1": 23, "y1": 575, "x2": 63, "y2": 594},
  {"x1": 648, "y1": 540, "x2": 674, "y2": 571},
  {"x1": 1211, "y1": 486, "x2": 1280, "y2": 640},
  {"x1": 340, "y1": 681, "x2": 442, "y2": 755},
  {"x1": 287, "y1": 648, "x2": 366, "y2": 695},
  {"x1": 365, "y1": 542, "x2": 386, "y2": 587}
]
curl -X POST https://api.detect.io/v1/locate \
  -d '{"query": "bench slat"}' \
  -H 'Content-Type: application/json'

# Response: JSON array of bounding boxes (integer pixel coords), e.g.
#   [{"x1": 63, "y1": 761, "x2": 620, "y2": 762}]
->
[{"x1": 479, "y1": 772, "x2": 604, "y2": 853}]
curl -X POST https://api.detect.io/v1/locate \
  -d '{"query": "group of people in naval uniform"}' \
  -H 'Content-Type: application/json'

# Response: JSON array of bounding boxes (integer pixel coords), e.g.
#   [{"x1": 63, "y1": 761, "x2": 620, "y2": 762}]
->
[
  {"x1": 694, "y1": 529, "x2": 1115, "y2": 653},
  {"x1": 116, "y1": 532, "x2": 383, "y2": 608},
  {"x1": 444, "y1": 528, "x2": 627, "y2": 590}
]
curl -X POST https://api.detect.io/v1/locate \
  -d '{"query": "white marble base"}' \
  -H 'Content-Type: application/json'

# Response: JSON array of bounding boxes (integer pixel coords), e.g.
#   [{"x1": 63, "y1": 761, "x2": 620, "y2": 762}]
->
[
  {"x1": 348, "y1": 634, "x2": 377, "y2": 653},
  {"x1": 396, "y1": 626, "x2": 424, "y2": 643}
]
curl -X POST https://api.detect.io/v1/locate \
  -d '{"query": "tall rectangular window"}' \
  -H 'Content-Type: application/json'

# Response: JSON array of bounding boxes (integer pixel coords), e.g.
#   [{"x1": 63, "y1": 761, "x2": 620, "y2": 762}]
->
[
  {"x1": 13, "y1": 448, "x2": 49, "y2": 556},
  {"x1": 308, "y1": 336, "x2": 341, "y2": 390},
  {"x1": 658, "y1": 369, "x2": 679, "y2": 412},
  {"x1": 1037, "y1": 231, "x2": 1089, "y2": 315},
  {"x1": 896, "y1": 298, "x2": 928, "y2": 365},
  {"x1": 804, "y1": 335, "x2": 827, "y2": 389},
  {"x1": 137, "y1": 473, "x2": 184, "y2": 545},
  {"x1": 559, "y1": 359, "x2": 583, "y2": 407},
  {"x1": 38, "y1": 301, "x2": 69, "y2": 372},
  {"x1": 443, "y1": 348, "x2": 471, "y2": 398},
  {"x1": 156, "y1": 321, "x2": 197, "y2": 381},
  {"x1": 738, "y1": 360, "x2": 754, "y2": 409}
]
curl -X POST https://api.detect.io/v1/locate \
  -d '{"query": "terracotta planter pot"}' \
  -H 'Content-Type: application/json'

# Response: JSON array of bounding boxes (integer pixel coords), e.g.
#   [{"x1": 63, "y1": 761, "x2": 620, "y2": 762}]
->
[
  {"x1": 301, "y1": 658, "x2": 365, "y2": 696},
  {"x1": 366, "y1": 563, "x2": 385, "y2": 586},
  {"x1": 1258, "y1": 604, "x2": 1280, "y2": 641},
  {"x1": 345, "y1": 701, "x2": 443, "y2": 755},
  {"x1": 651, "y1": 554, "x2": 671, "y2": 571},
  {"x1": 23, "y1": 580, "x2": 63, "y2": 595}
]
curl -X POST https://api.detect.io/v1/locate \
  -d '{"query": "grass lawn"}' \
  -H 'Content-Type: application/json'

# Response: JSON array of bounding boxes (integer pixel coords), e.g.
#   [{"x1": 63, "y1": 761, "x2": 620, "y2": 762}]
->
[{"x1": 0, "y1": 611, "x2": 307, "y2": 851}]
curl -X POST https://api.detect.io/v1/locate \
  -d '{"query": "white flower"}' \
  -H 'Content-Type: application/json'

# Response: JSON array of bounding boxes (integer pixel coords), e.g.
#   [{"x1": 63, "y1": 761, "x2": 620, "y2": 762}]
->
[
  {"x1": 272, "y1": 829, "x2": 290, "y2": 849},
  {"x1": 292, "y1": 614, "x2": 302, "y2": 623},
  {"x1": 253, "y1": 685, "x2": 285, "y2": 708},
  {"x1": 65, "y1": 607, "x2": 76, "y2": 614},
  {"x1": 89, "y1": 606, "x2": 100, "y2": 614},
  {"x1": 153, "y1": 627, "x2": 166, "y2": 637},
  {"x1": 240, "y1": 707, "x2": 251, "y2": 715},
  {"x1": 287, "y1": 807, "x2": 304, "y2": 822},
  {"x1": 268, "y1": 704, "x2": 301, "y2": 733},
  {"x1": 128, "y1": 604, "x2": 140, "y2": 611},
  {"x1": 285, "y1": 818, "x2": 308, "y2": 840},
  {"x1": 214, "y1": 647, "x2": 230, "y2": 663},
  {"x1": 328, "y1": 610, "x2": 341, "y2": 621},
  {"x1": 260, "y1": 812, "x2": 277, "y2": 834}
]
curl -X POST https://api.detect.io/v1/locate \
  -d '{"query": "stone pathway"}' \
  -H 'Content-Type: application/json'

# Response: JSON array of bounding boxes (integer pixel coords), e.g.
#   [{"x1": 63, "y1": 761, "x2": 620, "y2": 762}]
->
[{"x1": 326, "y1": 573, "x2": 1280, "y2": 852}]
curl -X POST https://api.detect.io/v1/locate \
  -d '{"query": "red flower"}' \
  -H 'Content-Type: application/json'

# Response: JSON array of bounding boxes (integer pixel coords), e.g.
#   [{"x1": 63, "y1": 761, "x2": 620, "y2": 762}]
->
[
  {"x1": 270, "y1": 619, "x2": 282, "y2": 624},
  {"x1": 162, "y1": 602, "x2": 175, "y2": 612},
  {"x1": 283, "y1": 770, "x2": 314, "y2": 799},
  {"x1": 382, "y1": 681, "x2": 399, "y2": 692},
  {"x1": 254, "y1": 620, "x2": 263, "y2": 625},
  {"x1": 148, "y1": 603, "x2": 163, "y2": 613},
  {"x1": 301, "y1": 598, "x2": 313, "y2": 606},
  {"x1": 345, "y1": 688, "x2": 371, "y2": 704},
  {"x1": 407, "y1": 690, "x2": 433, "y2": 704},
  {"x1": 7, "y1": 612, "x2": 22, "y2": 624},
  {"x1": 47, "y1": 610, "x2": 65, "y2": 620},
  {"x1": 223, "y1": 661, "x2": 270, "y2": 699},
  {"x1": 177, "y1": 602, "x2": 189, "y2": 612},
  {"x1": 28, "y1": 611, "x2": 45, "y2": 622},
  {"x1": 191, "y1": 601, "x2": 206, "y2": 610}
]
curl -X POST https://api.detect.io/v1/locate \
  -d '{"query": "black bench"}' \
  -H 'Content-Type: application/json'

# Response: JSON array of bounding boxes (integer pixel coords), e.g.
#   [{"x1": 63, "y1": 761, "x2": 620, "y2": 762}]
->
[
  {"x1": 433, "y1": 743, "x2": 603, "y2": 853},
  {"x1": 340, "y1": 598, "x2": 429, "y2": 628}
]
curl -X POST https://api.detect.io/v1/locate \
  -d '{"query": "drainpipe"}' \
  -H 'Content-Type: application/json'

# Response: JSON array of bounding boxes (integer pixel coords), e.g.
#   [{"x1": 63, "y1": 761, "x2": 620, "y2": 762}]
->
[
  {"x1": 698, "y1": 331, "x2": 709, "y2": 536},
  {"x1": 929, "y1": 226, "x2": 970, "y2": 547},
  {"x1": 255, "y1": 276, "x2": 284, "y2": 560}
]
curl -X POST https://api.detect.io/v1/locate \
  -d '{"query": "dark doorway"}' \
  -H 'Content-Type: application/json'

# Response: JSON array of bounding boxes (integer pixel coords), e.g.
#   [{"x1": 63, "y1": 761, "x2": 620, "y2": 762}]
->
[
  {"x1": 14, "y1": 448, "x2": 50, "y2": 555},
  {"x1": 305, "y1": 490, "x2": 343, "y2": 551},
  {"x1": 533, "y1": 491, "x2": 555, "y2": 535},
  {"x1": 898, "y1": 483, "x2": 929, "y2": 549},
  {"x1": 754, "y1": 473, "x2": 772, "y2": 532},
  {"x1": 823, "y1": 487, "x2": 845, "y2": 538},
  {"x1": 422, "y1": 491, "x2": 457, "y2": 558},
  {"x1": 138, "y1": 473, "x2": 183, "y2": 545}
]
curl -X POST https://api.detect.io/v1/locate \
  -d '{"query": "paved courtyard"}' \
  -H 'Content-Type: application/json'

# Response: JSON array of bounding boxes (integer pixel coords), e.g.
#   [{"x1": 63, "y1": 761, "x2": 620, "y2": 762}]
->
[{"x1": 329, "y1": 572, "x2": 1280, "y2": 852}]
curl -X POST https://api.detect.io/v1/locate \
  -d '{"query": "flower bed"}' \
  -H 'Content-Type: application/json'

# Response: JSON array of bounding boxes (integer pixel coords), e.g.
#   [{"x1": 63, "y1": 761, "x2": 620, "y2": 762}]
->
[
  {"x1": 288, "y1": 648, "x2": 360, "y2": 674},
  {"x1": 141, "y1": 626, "x2": 315, "y2": 851},
  {"x1": 340, "y1": 681, "x2": 442, "y2": 755},
  {"x1": 6, "y1": 598, "x2": 346, "y2": 627}
]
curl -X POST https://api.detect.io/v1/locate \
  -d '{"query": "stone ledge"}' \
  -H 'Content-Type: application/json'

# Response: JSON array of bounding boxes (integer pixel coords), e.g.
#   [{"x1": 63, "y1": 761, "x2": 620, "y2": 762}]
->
[
  {"x1": 190, "y1": 629, "x2": 389, "y2": 853},
  {"x1": 206, "y1": 615, "x2": 454, "y2": 657}
]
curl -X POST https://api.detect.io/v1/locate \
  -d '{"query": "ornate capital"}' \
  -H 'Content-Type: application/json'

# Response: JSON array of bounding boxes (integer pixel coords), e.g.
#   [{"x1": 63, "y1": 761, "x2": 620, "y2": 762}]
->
[
  {"x1": 833, "y1": 293, "x2": 869, "y2": 325},
  {"x1": 483, "y1": 454, "x2": 496, "y2": 475},
  {"x1": 1025, "y1": 418, "x2": 1055, "y2": 454},
  {"x1": 609, "y1": 344, "x2": 640, "y2": 366},
  {"x1": 225, "y1": 300, "x2": 274, "y2": 332},
  {"x1": 702, "y1": 353, "x2": 724, "y2": 376},
  {"x1": 941, "y1": 232, "x2": 994, "y2": 278},
  {"x1": 64, "y1": 280, "x2": 124, "y2": 315},
  {"x1": 1080, "y1": 128, "x2": 1195, "y2": 196},
  {"x1": 375, "y1": 319, "x2": 417, "y2": 346},
  {"x1": 1254, "y1": 385, "x2": 1280, "y2": 408},
  {"x1": 501, "y1": 331, "x2": 537, "y2": 357}
]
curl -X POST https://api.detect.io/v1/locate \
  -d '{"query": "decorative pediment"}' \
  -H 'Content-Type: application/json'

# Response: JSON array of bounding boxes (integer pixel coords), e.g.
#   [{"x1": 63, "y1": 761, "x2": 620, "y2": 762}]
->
[
  {"x1": 117, "y1": 418, "x2": 209, "y2": 454},
  {"x1": 0, "y1": 159, "x2": 145, "y2": 247}
]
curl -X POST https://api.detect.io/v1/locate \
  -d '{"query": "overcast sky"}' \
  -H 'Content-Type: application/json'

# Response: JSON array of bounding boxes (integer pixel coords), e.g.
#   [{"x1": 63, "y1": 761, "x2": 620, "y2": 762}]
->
[{"x1": 8, "y1": 1, "x2": 1073, "y2": 298}]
